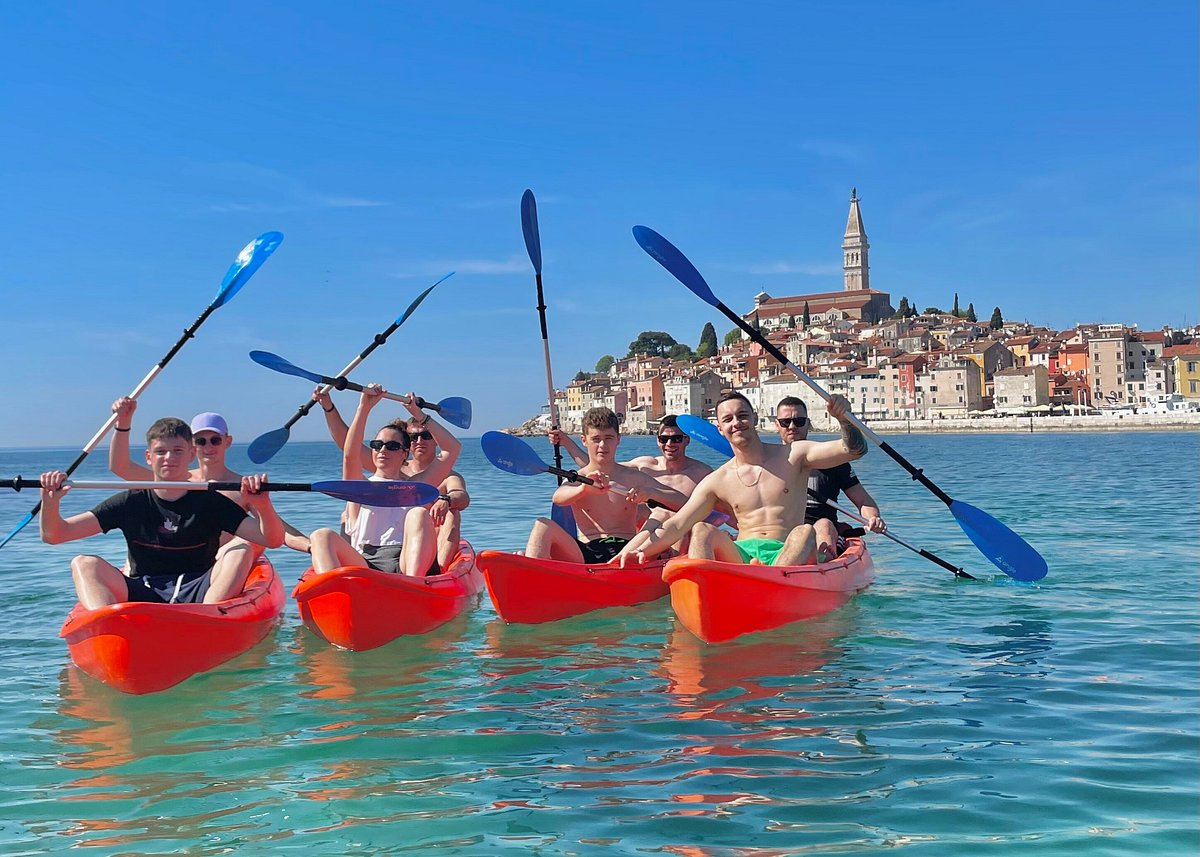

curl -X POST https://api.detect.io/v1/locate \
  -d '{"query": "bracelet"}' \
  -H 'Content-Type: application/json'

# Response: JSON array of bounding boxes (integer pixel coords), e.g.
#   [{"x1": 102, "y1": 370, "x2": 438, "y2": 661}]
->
[
  {"x1": 437, "y1": 494, "x2": 451, "y2": 503},
  {"x1": 114, "y1": 426, "x2": 131, "y2": 432},
  {"x1": 322, "y1": 405, "x2": 334, "y2": 413}
]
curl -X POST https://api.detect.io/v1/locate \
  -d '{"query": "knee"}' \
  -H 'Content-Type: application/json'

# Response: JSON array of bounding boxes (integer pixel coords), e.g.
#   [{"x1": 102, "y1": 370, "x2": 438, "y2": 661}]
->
[
  {"x1": 405, "y1": 507, "x2": 432, "y2": 531},
  {"x1": 311, "y1": 528, "x2": 339, "y2": 548},
  {"x1": 70, "y1": 554, "x2": 103, "y2": 581}
]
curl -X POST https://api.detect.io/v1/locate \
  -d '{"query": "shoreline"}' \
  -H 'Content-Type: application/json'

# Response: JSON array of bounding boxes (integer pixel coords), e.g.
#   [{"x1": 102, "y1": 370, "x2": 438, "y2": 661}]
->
[{"x1": 507, "y1": 412, "x2": 1200, "y2": 437}]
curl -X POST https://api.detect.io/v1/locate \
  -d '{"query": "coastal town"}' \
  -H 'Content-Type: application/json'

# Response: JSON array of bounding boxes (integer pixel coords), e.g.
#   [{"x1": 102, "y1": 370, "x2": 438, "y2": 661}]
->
[{"x1": 526, "y1": 191, "x2": 1200, "y2": 435}]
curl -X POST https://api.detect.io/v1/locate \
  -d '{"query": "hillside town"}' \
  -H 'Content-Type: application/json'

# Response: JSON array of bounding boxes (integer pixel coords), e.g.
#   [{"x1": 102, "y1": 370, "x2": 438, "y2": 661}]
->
[{"x1": 533, "y1": 191, "x2": 1200, "y2": 434}]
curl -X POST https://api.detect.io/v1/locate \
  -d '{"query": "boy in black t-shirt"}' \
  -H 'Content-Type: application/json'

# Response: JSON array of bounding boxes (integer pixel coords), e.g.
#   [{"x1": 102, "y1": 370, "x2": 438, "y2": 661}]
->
[{"x1": 40, "y1": 417, "x2": 284, "y2": 608}]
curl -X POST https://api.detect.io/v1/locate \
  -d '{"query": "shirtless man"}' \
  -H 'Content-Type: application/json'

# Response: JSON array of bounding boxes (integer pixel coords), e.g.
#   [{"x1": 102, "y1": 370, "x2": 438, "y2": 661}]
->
[
  {"x1": 42, "y1": 417, "x2": 283, "y2": 608},
  {"x1": 313, "y1": 387, "x2": 466, "y2": 571},
  {"x1": 613, "y1": 391, "x2": 868, "y2": 567},
  {"x1": 525, "y1": 406, "x2": 689, "y2": 563},
  {"x1": 775, "y1": 396, "x2": 886, "y2": 562}
]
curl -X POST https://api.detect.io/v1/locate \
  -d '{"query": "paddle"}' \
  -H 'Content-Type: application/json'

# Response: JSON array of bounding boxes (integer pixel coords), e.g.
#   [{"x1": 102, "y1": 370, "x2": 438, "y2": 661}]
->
[
  {"x1": 522, "y1": 189, "x2": 576, "y2": 536},
  {"x1": 247, "y1": 273, "x2": 455, "y2": 463},
  {"x1": 3, "y1": 476, "x2": 437, "y2": 507},
  {"x1": 675, "y1": 414, "x2": 977, "y2": 579},
  {"x1": 634, "y1": 226, "x2": 1047, "y2": 583},
  {"x1": 0, "y1": 232, "x2": 284, "y2": 550},
  {"x1": 248, "y1": 351, "x2": 472, "y2": 429},
  {"x1": 480, "y1": 431, "x2": 728, "y2": 526}
]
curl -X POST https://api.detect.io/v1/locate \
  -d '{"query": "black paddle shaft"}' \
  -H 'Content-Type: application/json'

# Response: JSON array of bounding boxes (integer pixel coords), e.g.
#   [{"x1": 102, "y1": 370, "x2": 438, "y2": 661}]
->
[{"x1": 4, "y1": 477, "x2": 337, "y2": 494}]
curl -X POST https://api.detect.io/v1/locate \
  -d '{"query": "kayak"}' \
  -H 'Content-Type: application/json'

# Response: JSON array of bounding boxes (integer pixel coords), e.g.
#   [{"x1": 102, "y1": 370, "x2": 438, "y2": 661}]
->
[
  {"x1": 477, "y1": 550, "x2": 669, "y2": 624},
  {"x1": 59, "y1": 555, "x2": 284, "y2": 694},
  {"x1": 293, "y1": 540, "x2": 482, "y2": 651},
  {"x1": 662, "y1": 537, "x2": 875, "y2": 643}
]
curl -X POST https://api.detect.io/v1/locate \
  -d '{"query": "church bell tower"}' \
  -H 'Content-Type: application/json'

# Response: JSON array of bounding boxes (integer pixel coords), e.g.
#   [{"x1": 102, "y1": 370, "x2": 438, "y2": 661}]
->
[{"x1": 842, "y1": 188, "x2": 869, "y2": 291}]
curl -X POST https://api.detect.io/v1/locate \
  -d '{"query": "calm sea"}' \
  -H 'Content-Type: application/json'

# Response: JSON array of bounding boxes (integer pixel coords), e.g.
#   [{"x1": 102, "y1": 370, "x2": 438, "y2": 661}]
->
[{"x1": 0, "y1": 431, "x2": 1197, "y2": 856}]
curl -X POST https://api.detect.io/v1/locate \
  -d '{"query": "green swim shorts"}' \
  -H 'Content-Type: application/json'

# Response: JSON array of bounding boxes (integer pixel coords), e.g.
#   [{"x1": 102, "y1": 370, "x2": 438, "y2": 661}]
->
[{"x1": 733, "y1": 538, "x2": 786, "y2": 566}]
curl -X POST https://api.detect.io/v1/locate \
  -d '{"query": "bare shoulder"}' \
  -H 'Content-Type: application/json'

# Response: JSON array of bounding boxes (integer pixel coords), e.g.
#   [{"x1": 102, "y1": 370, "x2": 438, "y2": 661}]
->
[{"x1": 624, "y1": 455, "x2": 660, "y2": 469}]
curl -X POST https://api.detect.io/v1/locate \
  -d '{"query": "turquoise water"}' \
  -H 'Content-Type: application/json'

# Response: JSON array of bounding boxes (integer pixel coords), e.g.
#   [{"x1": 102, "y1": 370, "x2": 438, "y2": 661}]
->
[{"x1": 0, "y1": 431, "x2": 1197, "y2": 855}]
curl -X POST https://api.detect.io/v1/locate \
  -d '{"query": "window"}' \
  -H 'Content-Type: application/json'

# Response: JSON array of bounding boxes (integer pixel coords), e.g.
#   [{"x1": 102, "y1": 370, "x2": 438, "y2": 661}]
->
[{"x1": 1189, "y1": 362, "x2": 1198, "y2": 373}]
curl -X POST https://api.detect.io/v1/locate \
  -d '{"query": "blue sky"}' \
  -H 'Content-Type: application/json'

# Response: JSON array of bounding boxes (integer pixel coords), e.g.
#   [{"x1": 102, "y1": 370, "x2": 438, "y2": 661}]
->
[{"x1": 2, "y1": 1, "x2": 1196, "y2": 448}]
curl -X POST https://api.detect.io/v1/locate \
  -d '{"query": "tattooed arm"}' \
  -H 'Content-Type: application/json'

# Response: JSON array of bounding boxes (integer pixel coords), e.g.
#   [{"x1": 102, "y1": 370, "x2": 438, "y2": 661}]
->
[{"x1": 802, "y1": 395, "x2": 868, "y2": 469}]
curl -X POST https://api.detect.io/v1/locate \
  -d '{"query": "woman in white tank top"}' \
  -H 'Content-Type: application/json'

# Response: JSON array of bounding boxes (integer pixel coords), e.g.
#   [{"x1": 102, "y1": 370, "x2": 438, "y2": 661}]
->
[{"x1": 309, "y1": 385, "x2": 436, "y2": 575}]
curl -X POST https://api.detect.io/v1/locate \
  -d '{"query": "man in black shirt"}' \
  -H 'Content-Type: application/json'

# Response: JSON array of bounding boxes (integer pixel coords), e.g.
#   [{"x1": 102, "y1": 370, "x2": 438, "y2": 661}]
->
[
  {"x1": 40, "y1": 416, "x2": 283, "y2": 608},
  {"x1": 775, "y1": 396, "x2": 886, "y2": 561}
]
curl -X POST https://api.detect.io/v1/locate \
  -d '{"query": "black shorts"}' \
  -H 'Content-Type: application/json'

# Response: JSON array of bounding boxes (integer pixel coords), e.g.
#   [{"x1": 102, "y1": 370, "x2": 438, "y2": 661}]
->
[
  {"x1": 125, "y1": 570, "x2": 213, "y2": 604},
  {"x1": 362, "y1": 543, "x2": 404, "y2": 574},
  {"x1": 577, "y1": 536, "x2": 628, "y2": 565}
]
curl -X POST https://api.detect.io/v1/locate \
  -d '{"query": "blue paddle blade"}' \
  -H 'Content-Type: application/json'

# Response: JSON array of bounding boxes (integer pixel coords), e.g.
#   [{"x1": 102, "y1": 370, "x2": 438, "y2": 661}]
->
[
  {"x1": 396, "y1": 272, "x2": 454, "y2": 326},
  {"x1": 0, "y1": 511, "x2": 34, "y2": 549},
  {"x1": 313, "y1": 479, "x2": 439, "y2": 507},
  {"x1": 214, "y1": 231, "x2": 284, "y2": 308},
  {"x1": 481, "y1": 431, "x2": 550, "y2": 477},
  {"x1": 437, "y1": 397, "x2": 472, "y2": 430},
  {"x1": 951, "y1": 500, "x2": 1048, "y2": 581},
  {"x1": 632, "y1": 226, "x2": 719, "y2": 308},
  {"x1": 676, "y1": 414, "x2": 733, "y2": 458},
  {"x1": 250, "y1": 350, "x2": 324, "y2": 384},
  {"x1": 521, "y1": 189, "x2": 542, "y2": 273},
  {"x1": 248, "y1": 427, "x2": 290, "y2": 464},
  {"x1": 551, "y1": 503, "x2": 577, "y2": 536}
]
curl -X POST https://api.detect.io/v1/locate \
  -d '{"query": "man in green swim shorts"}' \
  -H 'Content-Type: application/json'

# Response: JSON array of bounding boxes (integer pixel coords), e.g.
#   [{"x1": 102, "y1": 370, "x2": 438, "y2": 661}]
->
[{"x1": 613, "y1": 391, "x2": 868, "y2": 567}]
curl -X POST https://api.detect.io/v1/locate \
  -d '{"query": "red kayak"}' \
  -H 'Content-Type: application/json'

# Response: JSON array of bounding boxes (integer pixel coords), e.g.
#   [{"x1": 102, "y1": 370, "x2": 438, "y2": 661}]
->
[
  {"x1": 477, "y1": 550, "x2": 669, "y2": 624},
  {"x1": 293, "y1": 540, "x2": 482, "y2": 651},
  {"x1": 663, "y1": 537, "x2": 875, "y2": 643},
  {"x1": 59, "y1": 555, "x2": 284, "y2": 694}
]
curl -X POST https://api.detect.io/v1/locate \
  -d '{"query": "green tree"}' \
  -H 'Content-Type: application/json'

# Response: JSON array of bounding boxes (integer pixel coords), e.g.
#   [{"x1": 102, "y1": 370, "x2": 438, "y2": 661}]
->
[
  {"x1": 573, "y1": 369, "x2": 589, "y2": 382},
  {"x1": 990, "y1": 306, "x2": 1004, "y2": 330},
  {"x1": 802, "y1": 301, "x2": 811, "y2": 328},
  {"x1": 724, "y1": 327, "x2": 742, "y2": 346},
  {"x1": 696, "y1": 322, "x2": 718, "y2": 359},
  {"x1": 893, "y1": 296, "x2": 910, "y2": 319},
  {"x1": 595, "y1": 354, "x2": 615, "y2": 374},
  {"x1": 952, "y1": 292, "x2": 961, "y2": 317},
  {"x1": 668, "y1": 343, "x2": 695, "y2": 361},
  {"x1": 627, "y1": 330, "x2": 678, "y2": 358},
  {"x1": 966, "y1": 302, "x2": 977, "y2": 322},
  {"x1": 924, "y1": 306, "x2": 944, "y2": 315}
]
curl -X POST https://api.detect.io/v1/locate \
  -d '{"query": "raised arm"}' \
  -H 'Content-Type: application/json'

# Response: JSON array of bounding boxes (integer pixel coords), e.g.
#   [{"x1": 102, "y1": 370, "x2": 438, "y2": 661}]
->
[
  {"x1": 108, "y1": 397, "x2": 153, "y2": 480},
  {"x1": 343, "y1": 385, "x2": 384, "y2": 482},
  {"x1": 547, "y1": 428, "x2": 588, "y2": 467},
  {"x1": 314, "y1": 386, "x2": 371, "y2": 474},
  {"x1": 39, "y1": 472, "x2": 103, "y2": 545},
  {"x1": 793, "y1": 394, "x2": 868, "y2": 472}
]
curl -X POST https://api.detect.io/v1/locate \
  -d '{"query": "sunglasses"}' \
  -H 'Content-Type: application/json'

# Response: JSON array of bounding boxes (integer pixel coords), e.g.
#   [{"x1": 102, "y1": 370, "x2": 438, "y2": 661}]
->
[
  {"x1": 193, "y1": 436, "x2": 225, "y2": 447},
  {"x1": 776, "y1": 416, "x2": 808, "y2": 428},
  {"x1": 407, "y1": 430, "x2": 434, "y2": 442},
  {"x1": 657, "y1": 435, "x2": 687, "y2": 444},
  {"x1": 368, "y1": 439, "x2": 407, "y2": 452}
]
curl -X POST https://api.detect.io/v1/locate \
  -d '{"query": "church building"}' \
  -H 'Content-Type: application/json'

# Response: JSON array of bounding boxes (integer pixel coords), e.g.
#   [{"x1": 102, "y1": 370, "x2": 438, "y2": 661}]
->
[{"x1": 743, "y1": 189, "x2": 894, "y2": 329}]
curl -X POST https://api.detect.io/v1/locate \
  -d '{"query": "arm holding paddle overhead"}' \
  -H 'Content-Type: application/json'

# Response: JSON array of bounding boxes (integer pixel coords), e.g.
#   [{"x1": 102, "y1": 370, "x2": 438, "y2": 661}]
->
[
  {"x1": 107, "y1": 398, "x2": 154, "y2": 481},
  {"x1": 790, "y1": 395, "x2": 869, "y2": 472},
  {"x1": 547, "y1": 429, "x2": 587, "y2": 468},
  {"x1": 310, "y1": 385, "x2": 375, "y2": 476}
]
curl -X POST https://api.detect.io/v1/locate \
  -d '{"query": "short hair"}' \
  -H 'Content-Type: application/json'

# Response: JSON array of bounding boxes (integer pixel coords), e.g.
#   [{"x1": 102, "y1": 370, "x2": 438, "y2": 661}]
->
[
  {"x1": 659, "y1": 414, "x2": 679, "y2": 430},
  {"x1": 716, "y1": 390, "x2": 755, "y2": 416},
  {"x1": 776, "y1": 396, "x2": 807, "y2": 414},
  {"x1": 582, "y1": 406, "x2": 620, "y2": 433},
  {"x1": 146, "y1": 417, "x2": 191, "y2": 445}
]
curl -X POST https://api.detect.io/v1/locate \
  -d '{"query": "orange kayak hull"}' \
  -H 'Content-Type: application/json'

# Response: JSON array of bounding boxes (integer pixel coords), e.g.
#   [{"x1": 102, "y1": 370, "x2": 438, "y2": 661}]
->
[
  {"x1": 663, "y1": 538, "x2": 875, "y2": 643},
  {"x1": 477, "y1": 550, "x2": 669, "y2": 624},
  {"x1": 293, "y1": 540, "x2": 482, "y2": 651},
  {"x1": 59, "y1": 556, "x2": 284, "y2": 695}
]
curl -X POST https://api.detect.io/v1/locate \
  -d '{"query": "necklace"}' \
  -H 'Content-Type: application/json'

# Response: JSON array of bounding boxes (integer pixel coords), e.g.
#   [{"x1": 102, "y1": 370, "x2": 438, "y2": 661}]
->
[{"x1": 735, "y1": 462, "x2": 762, "y2": 487}]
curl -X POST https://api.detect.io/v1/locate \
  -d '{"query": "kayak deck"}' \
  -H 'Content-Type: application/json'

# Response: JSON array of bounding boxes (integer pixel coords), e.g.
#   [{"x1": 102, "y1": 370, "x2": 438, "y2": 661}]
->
[
  {"x1": 59, "y1": 555, "x2": 284, "y2": 694},
  {"x1": 294, "y1": 540, "x2": 482, "y2": 650},
  {"x1": 478, "y1": 550, "x2": 669, "y2": 624},
  {"x1": 663, "y1": 538, "x2": 875, "y2": 643}
]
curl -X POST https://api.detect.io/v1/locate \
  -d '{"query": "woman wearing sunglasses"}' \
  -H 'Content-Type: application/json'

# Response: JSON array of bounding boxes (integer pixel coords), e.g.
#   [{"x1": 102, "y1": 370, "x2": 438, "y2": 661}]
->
[{"x1": 309, "y1": 384, "x2": 437, "y2": 576}]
